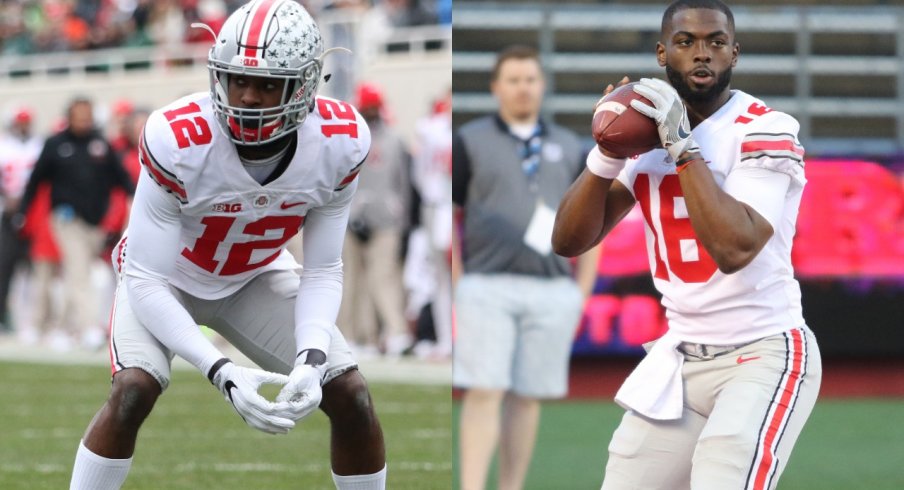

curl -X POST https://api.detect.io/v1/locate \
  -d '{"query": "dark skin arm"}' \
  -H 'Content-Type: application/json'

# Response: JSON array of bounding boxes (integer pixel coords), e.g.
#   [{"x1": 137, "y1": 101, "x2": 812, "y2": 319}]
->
[
  {"x1": 553, "y1": 78, "x2": 638, "y2": 257},
  {"x1": 675, "y1": 151, "x2": 774, "y2": 274},
  {"x1": 553, "y1": 169, "x2": 636, "y2": 257}
]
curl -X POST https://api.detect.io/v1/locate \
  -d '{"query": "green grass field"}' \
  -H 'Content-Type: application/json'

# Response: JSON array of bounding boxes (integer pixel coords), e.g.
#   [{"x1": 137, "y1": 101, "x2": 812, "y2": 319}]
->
[
  {"x1": 453, "y1": 399, "x2": 904, "y2": 489},
  {"x1": 0, "y1": 360, "x2": 451, "y2": 489}
]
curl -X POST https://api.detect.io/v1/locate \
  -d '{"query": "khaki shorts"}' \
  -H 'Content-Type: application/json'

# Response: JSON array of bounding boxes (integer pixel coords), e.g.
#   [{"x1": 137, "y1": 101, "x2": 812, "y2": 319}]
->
[
  {"x1": 109, "y1": 269, "x2": 357, "y2": 391},
  {"x1": 453, "y1": 273, "x2": 584, "y2": 398},
  {"x1": 601, "y1": 326, "x2": 822, "y2": 490}
]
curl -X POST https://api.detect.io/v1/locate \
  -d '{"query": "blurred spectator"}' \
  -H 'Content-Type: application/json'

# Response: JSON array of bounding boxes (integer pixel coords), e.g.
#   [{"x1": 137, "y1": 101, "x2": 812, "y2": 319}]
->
[
  {"x1": 0, "y1": 106, "x2": 43, "y2": 333},
  {"x1": 452, "y1": 46, "x2": 599, "y2": 490},
  {"x1": 18, "y1": 97, "x2": 134, "y2": 350},
  {"x1": 405, "y1": 87, "x2": 451, "y2": 359},
  {"x1": 1, "y1": 0, "x2": 444, "y2": 56},
  {"x1": 337, "y1": 82, "x2": 412, "y2": 357},
  {"x1": 20, "y1": 184, "x2": 62, "y2": 347},
  {"x1": 102, "y1": 105, "x2": 149, "y2": 258},
  {"x1": 107, "y1": 98, "x2": 135, "y2": 152}
]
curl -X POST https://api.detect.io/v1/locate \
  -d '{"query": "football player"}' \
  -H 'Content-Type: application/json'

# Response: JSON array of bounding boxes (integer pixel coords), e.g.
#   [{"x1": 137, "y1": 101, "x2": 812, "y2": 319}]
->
[
  {"x1": 69, "y1": 1, "x2": 386, "y2": 489},
  {"x1": 553, "y1": 1, "x2": 821, "y2": 489}
]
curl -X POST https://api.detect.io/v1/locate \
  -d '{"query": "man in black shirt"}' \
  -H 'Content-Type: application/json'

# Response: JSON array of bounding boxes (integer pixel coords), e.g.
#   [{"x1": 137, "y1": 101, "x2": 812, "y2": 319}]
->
[{"x1": 19, "y1": 97, "x2": 134, "y2": 350}]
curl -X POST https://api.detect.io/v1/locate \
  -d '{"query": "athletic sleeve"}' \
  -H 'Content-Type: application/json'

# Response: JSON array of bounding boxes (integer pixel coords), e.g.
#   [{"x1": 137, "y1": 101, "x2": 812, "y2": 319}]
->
[
  {"x1": 124, "y1": 144, "x2": 225, "y2": 378},
  {"x1": 725, "y1": 111, "x2": 805, "y2": 230},
  {"x1": 293, "y1": 179, "x2": 358, "y2": 356},
  {"x1": 723, "y1": 166, "x2": 791, "y2": 230},
  {"x1": 734, "y1": 112, "x2": 806, "y2": 187}
]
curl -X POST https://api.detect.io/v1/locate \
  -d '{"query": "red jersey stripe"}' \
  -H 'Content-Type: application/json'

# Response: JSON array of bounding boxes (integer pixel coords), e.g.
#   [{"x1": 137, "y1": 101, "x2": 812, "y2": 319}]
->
[
  {"x1": 336, "y1": 169, "x2": 361, "y2": 189},
  {"x1": 741, "y1": 139, "x2": 805, "y2": 157},
  {"x1": 139, "y1": 134, "x2": 187, "y2": 200}
]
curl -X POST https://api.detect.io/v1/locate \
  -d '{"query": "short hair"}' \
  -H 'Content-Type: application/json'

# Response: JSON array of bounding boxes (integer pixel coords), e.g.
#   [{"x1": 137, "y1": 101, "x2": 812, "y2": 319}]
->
[
  {"x1": 66, "y1": 96, "x2": 92, "y2": 117},
  {"x1": 662, "y1": 0, "x2": 735, "y2": 36},
  {"x1": 491, "y1": 45, "x2": 540, "y2": 82}
]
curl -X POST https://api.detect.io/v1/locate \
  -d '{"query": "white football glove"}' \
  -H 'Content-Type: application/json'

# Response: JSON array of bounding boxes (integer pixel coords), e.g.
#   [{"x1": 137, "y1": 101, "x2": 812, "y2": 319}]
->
[
  {"x1": 275, "y1": 349, "x2": 328, "y2": 422},
  {"x1": 208, "y1": 359, "x2": 296, "y2": 435},
  {"x1": 630, "y1": 78, "x2": 701, "y2": 162}
]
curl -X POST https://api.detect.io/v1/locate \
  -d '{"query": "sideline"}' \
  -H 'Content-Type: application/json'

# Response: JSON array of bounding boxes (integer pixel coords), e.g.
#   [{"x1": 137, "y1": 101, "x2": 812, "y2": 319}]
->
[{"x1": 0, "y1": 336, "x2": 451, "y2": 387}]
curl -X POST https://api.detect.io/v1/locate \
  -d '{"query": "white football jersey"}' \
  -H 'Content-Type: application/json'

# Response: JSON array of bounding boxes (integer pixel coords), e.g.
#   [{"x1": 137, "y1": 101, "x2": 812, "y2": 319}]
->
[
  {"x1": 616, "y1": 90, "x2": 806, "y2": 345},
  {"x1": 132, "y1": 92, "x2": 369, "y2": 299},
  {"x1": 0, "y1": 133, "x2": 43, "y2": 203},
  {"x1": 413, "y1": 110, "x2": 452, "y2": 207}
]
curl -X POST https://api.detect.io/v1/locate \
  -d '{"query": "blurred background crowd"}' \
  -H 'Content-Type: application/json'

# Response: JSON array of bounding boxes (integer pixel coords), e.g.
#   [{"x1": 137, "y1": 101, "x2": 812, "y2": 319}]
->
[
  {"x1": 0, "y1": 0, "x2": 450, "y2": 54},
  {"x1": 0, "y1": 0, "x2": 451, "y2": 362}
]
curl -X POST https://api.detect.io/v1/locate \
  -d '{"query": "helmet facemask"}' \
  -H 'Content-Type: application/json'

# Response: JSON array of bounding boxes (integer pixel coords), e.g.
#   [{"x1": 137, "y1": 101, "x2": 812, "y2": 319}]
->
[
  {"x1": 208, "y1": 59, "x2": 322, "y2": 146},
  {"x1": 196, "y1": 0, "x2": 329, "y2": 147}
]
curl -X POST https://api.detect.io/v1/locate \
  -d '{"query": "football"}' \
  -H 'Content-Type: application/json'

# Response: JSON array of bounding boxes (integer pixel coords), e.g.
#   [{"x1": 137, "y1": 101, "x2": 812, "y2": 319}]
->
[{"x1": 592, "y1": 82, "x2": 661, "y2": 158}]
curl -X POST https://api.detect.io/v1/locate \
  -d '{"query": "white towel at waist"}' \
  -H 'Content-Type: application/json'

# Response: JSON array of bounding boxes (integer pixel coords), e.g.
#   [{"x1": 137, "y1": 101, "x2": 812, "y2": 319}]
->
[{"x1": 614, "y1": 330, "x2": 684, "y2": 420}]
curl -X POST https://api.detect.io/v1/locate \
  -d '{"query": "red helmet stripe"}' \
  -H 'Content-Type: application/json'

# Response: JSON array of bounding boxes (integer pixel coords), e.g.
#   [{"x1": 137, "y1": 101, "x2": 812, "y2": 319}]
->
[{"x1": 243, "y1": 0, "x2": 281, "y2": 59}]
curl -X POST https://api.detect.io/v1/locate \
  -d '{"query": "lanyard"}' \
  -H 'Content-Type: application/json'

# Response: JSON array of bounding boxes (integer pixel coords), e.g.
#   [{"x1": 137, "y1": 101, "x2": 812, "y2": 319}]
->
[{"x1": 517, "y1": 126, "x2": 543, "y2": 192}]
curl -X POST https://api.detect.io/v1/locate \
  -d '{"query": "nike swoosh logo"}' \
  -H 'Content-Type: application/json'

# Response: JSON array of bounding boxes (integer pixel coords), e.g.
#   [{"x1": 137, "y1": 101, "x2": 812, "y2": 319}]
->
[
  {"x1": 224, "y1": 380, "x2": 238, "y2": 403},
  {"x1": 280, "y1": 201, "x2": 307, "y2": 209},
  {"x1": 677, "y1": 124, "x2": 691, "y2": 139},
  {"x1": 736, "y1": 355, "x2": 761, "y2": 364}
]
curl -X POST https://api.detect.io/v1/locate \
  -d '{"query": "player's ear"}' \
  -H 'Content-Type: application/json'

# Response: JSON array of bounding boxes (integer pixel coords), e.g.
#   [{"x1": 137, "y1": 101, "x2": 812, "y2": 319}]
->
[
  {"x1": 656, "y1": 42, "x2": 666, "y2": 67},
  {"x1": 731, "y1": 42, "x2": 740, "y2": 68}
]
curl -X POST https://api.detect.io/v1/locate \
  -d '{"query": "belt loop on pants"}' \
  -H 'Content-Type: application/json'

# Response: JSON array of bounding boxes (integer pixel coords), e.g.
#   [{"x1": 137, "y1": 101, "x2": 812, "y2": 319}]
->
[{"x1": 678, "y1": 341, "x2": 751, "y2": 360}]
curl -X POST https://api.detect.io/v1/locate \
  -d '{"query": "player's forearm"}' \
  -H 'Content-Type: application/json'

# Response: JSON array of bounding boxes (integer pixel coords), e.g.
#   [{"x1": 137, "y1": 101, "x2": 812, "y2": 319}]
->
[
  {"x1": 575, "y1": 243, "x2": 602, "y2": 299},
  {"x1": 294, "y1": 263, "x2": 342, "y2": 355},
  {"x1": 553, "y1": 169, "x2": 614, "y2": 257},
  {"x1": 678, "y1": 156, "x2": 770, "y2": 273}
]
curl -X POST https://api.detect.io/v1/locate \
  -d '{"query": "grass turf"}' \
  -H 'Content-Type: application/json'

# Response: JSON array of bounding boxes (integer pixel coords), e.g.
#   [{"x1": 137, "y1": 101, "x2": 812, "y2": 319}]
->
[
  {"x1": 452, "y1": 398, "x2": 904, "y2": 489},
  {"x1": 0, "y1": 360, "x2": 451, "y2": 489}
]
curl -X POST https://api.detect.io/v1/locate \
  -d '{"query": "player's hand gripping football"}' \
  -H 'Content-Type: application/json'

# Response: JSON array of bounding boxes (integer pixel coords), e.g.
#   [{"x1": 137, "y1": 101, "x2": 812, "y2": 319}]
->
[
  {"x1": 209, "y1": 359, "x2": 296, "y2": 435},
  {"x1": 630, "y1": 78, "x2": 701, "y2": 162},
  {"x1": 275, "y1": 349, "x2": 328, "y2": 422}
]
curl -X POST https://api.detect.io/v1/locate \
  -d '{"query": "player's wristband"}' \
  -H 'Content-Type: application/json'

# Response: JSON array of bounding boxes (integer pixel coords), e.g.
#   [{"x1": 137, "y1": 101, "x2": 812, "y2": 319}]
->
[
  {"x1": 296, "y1": 349, "x2": 327, "y2": 366},
  {"x1": 586, "y1": 146, "x2": 627, "y2": 179},
  {"x1": 675, "y1": 155, "x2": 702, "y2": 174},
  {"x1": 207, "y1": 357, "x2": 232, "y2": 383}
]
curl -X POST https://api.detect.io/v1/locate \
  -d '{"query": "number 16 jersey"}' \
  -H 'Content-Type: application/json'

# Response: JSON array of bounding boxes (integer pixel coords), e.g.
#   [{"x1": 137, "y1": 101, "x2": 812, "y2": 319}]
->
[{"x1": 616, "y1": 90, "x2": 806, "y2": 346}]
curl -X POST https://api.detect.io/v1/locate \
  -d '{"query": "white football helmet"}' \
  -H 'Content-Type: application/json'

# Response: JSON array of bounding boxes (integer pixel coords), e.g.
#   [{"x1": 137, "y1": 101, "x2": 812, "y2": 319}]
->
[{"x1": 202, "y1": 0, "x2": 325, "y2": 146}]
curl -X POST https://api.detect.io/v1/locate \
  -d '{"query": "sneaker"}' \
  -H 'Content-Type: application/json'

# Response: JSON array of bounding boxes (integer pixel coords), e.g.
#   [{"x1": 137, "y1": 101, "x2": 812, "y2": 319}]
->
[
  {"x1": 47, "y1": 330, "x2": 73, "y2": 352},
  {"x1": 81, "y1": 328, "x2": 107, "y2": 351},
  {"x1": 384, "y1": 333, "x2": 413, "y2": 357},
  {"x1": 355, "y1": 344, "x2": 381, "y2": 361},
  {"x1": 18, "y1": 328, "x2": 40, "y2": 346}
]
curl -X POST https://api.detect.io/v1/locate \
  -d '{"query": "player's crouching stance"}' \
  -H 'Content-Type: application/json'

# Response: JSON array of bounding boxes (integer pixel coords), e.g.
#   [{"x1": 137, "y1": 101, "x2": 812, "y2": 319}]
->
[
  {"x1": 69, "y1": 2, "x2": 385, "y2": 489},
  {"x1": 553, "y1": 1, "x2": 820, "y2": 489}
]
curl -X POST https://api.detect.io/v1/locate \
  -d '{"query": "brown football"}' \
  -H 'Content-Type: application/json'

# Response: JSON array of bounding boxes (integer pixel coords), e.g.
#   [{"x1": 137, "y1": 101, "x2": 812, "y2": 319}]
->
[{"x1": 592, "y1": 82, "x2": 661, "y2": 158}]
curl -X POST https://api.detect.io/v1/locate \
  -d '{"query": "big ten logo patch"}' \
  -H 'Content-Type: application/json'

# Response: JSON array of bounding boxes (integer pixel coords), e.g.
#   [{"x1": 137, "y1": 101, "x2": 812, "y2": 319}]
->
[{"x1": 212, "y1": 202, "x2": 243, "y2": 213}]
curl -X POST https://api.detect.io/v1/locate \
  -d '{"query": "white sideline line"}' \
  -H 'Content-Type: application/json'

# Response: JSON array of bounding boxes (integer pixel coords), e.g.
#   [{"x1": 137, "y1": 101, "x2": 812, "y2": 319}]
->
[{"x1": 0, "y1": 337, "x2": 451, "y2": 386}]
